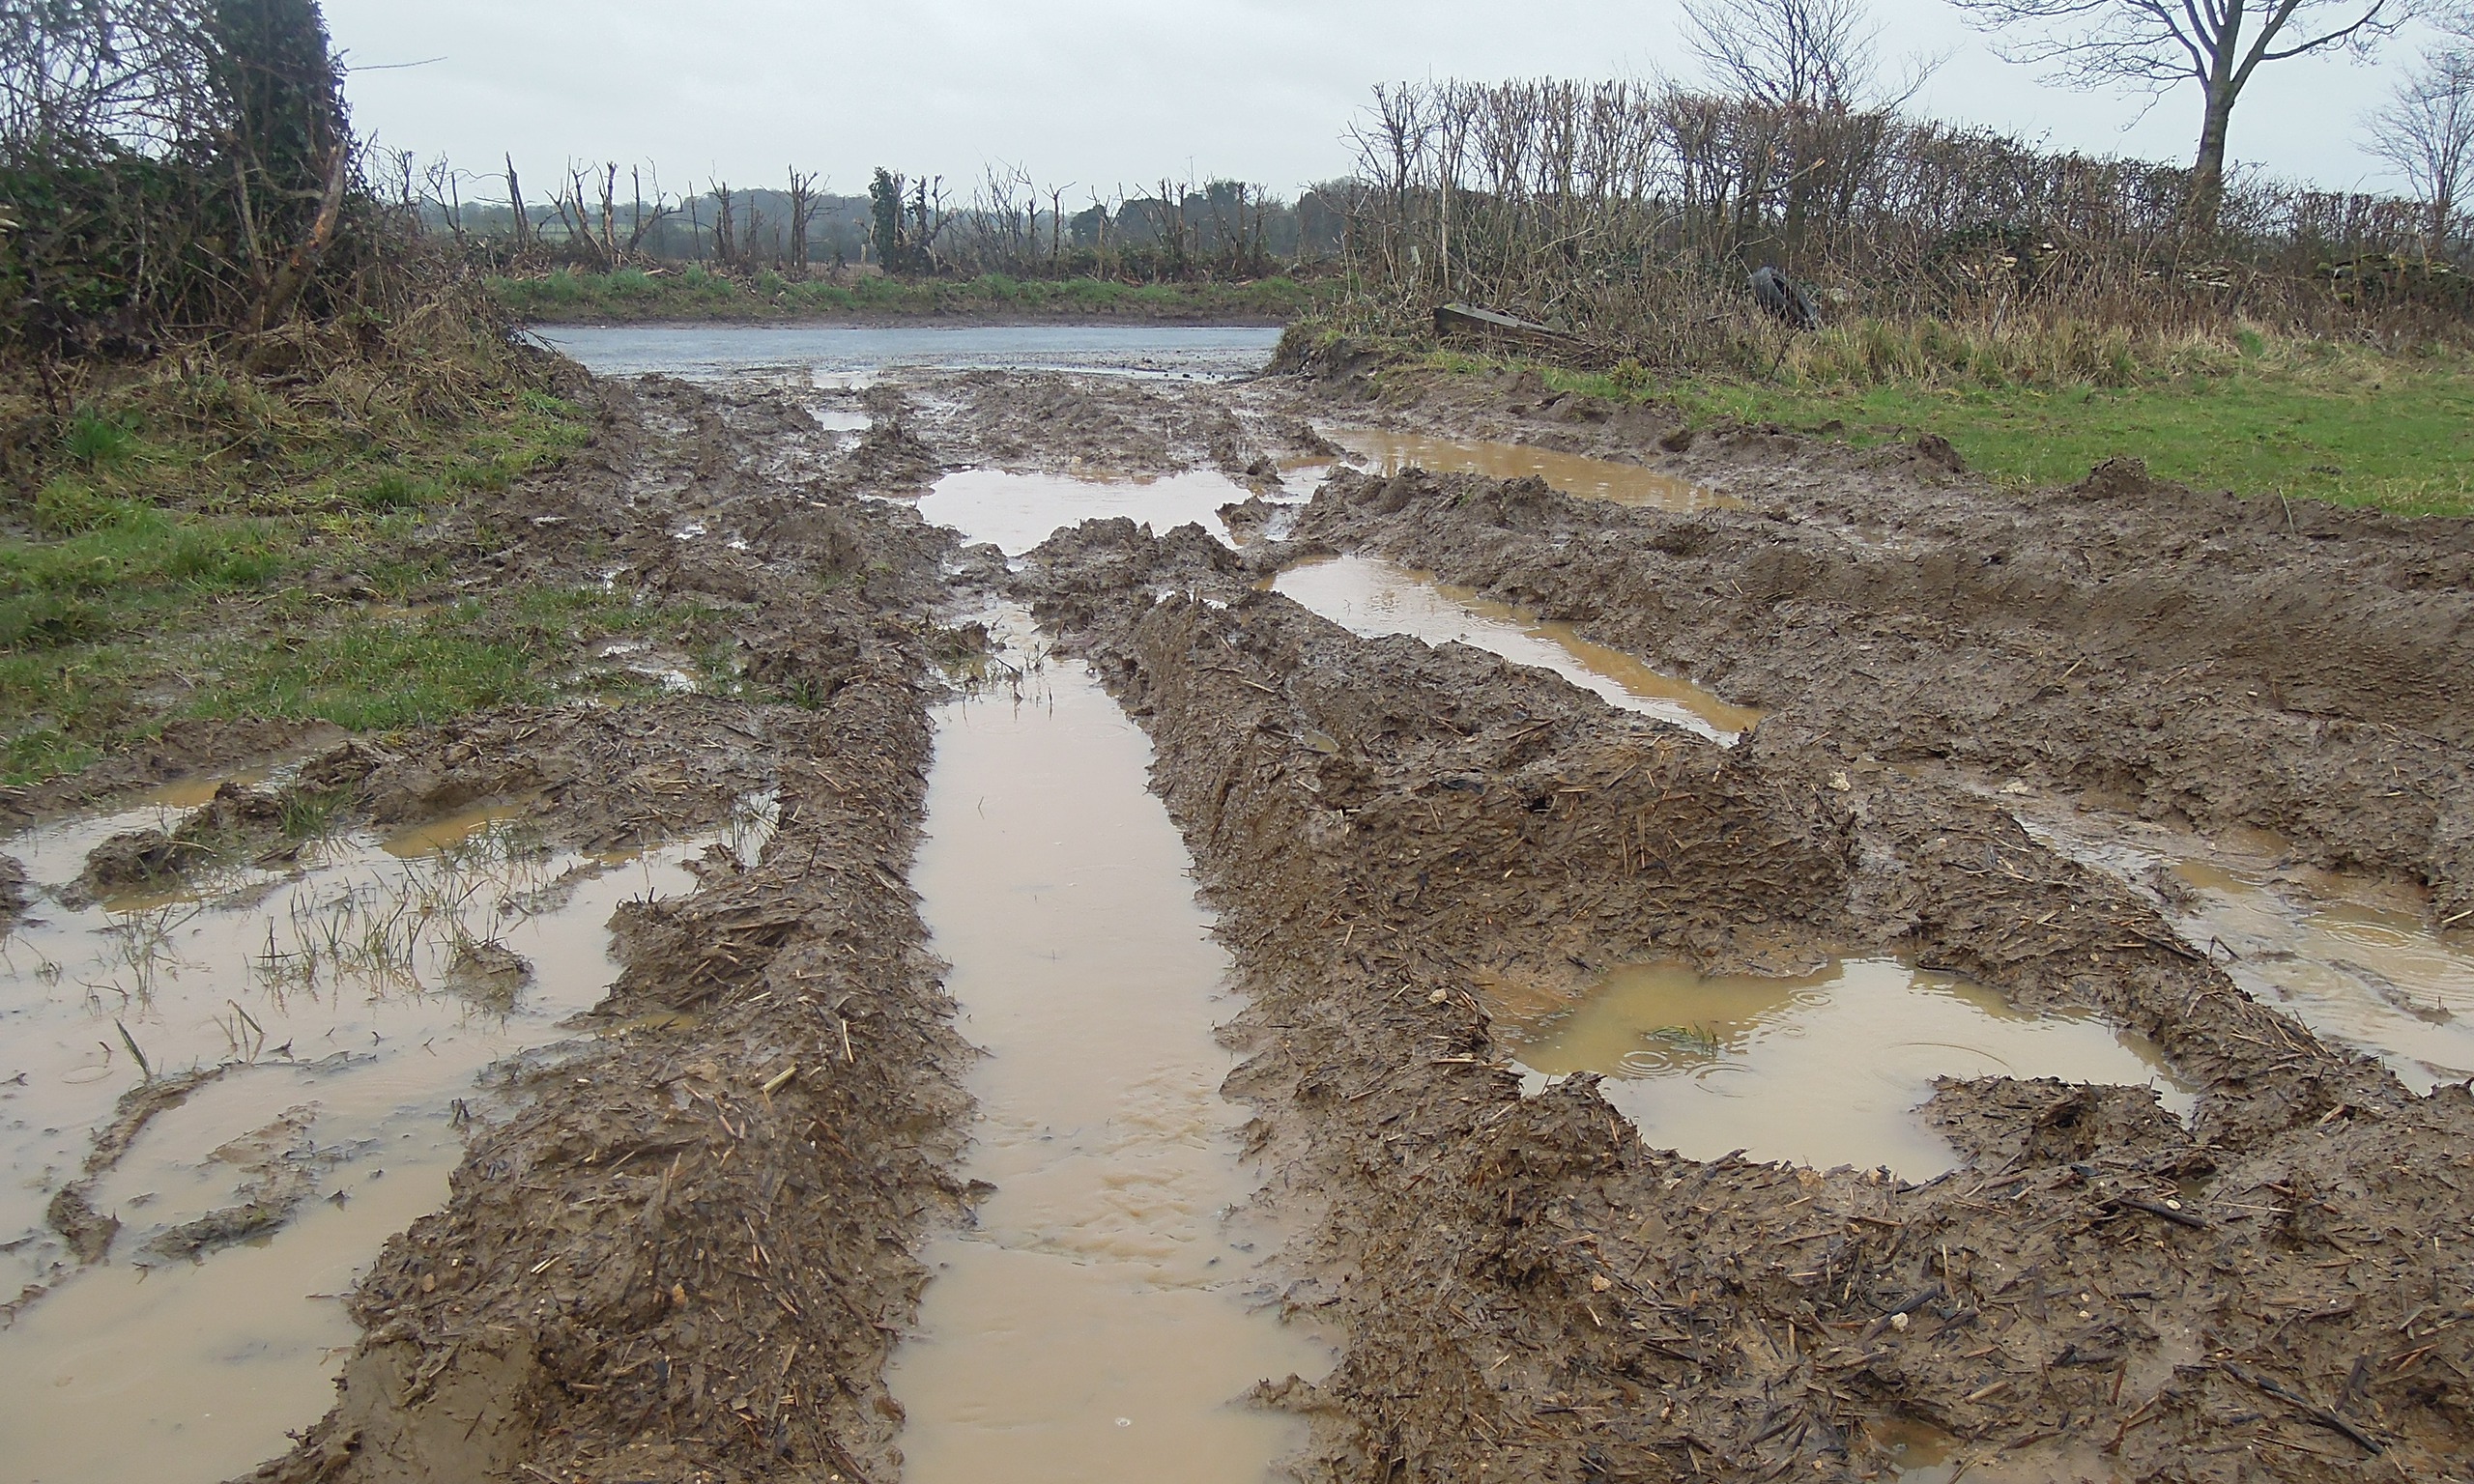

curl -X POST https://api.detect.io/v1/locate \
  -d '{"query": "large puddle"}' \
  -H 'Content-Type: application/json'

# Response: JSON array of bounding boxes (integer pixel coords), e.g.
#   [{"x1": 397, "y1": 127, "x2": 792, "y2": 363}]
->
[
  {"x1": 0, "y1": 788, "x2": 749, "y2": 1484},
  {"x1": 916, "y1": 468, "x2": 1248, "y2": 556},
  {"x1": 2019, "y1": 812, "x2": 2474, "y2": 1094},
  {"x1": 885, "y1": 612, "x2": 1323, "y2": 1481},
  {"x1": 1319, "y1": 428, "x2": 1736, "y2": 512},
  {"x1": 1510, "y1": 957, "x2": 2193, "y2": 1177},
  {"x1": 1270, "y1": 554, "x2": 1761, "y2": 743},
  {"x1": 535, "y1": 323, "x2": 1282, "y2": 384}
]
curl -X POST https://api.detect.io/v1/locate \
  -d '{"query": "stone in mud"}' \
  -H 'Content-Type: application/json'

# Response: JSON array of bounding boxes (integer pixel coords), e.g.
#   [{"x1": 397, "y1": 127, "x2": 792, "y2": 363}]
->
[
  {"x1": 44, "y1": 1185, "x2": 118, "y2": 1264},
  {"x1": 79, "y1": 826, "x2": 200, "y2": 892},
  {"x1": 446, "y1": 938, "x2": 534, "y2": 1006},
  {"x1": 2069, "y1": 454, "x2": 2167, "y2": 501},
  {"x1": 1913, "y1": 432, "x2": 1967, "y2": 473}
]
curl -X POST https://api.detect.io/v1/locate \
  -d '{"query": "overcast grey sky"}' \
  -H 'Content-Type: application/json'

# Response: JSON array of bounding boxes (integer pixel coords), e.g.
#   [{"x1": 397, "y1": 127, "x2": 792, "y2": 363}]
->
[{"x1": 325, "y1": 0, "x2": 2445, "y2": 202}]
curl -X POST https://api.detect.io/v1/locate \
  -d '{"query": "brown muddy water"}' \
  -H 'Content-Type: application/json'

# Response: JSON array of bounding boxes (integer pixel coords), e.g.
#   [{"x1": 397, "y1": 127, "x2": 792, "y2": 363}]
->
[
  {"x1": 1315, "y1": 429, "x2": 1736, "y2": 511},
  {"x1": 0, "y1": 791, "x2": 768, "y2": 1484},
  {"x1": 2021, "y1": 812, "x2": 2474, "y2": 1093},
  {"x1": 885, "y1": 609, "x2": 1325, "y2": 1482},
  {"x1": 914, "y1": 469, "x2": 1253, "y2": 556},
  {"x1": 1270, "y1": 554, "x2": 1762, "y2": 743},
  {"x1": 1508, "y1": 957, "x2": 2193, "y2": 1178}
]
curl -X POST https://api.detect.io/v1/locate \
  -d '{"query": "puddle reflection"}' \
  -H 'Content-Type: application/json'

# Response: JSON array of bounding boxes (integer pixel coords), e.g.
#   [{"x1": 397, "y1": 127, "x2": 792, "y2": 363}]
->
[
  {"x1": 2173, "y1": 860, "x2": 2474, "y2": 1092},
  {"x1": 914, "y1": 468, "x2": 1251, "y2": 556},
  {"x1": 2017, "y1": 812, "x2": 2474, "y2": 1095},
  {"x1": 1270, "y1": 554, "x2": 1761, "y2": 742},
  {"x1": 1315, "y1": 428, "x2": 1736, "y2": 511},
  {"x1": 1509, "y1": 956, "x2": 2192, "y2": 1177},
  {"x1": 887, "y1": 609, "x2": 1324, "y2": 1483}
]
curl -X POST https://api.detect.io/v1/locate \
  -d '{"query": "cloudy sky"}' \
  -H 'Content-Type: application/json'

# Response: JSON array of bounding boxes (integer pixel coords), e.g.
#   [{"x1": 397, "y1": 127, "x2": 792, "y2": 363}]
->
[{"x1": 324, "y1": 0, "x2": 2446, "y2": 203}]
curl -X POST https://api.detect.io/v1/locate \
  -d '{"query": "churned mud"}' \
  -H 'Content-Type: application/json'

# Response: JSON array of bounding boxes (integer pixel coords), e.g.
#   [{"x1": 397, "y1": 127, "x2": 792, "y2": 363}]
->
[
  {"x1": 1011, "y1": 522, "x2": 2473, "y2": 1481},
  {"x1": 11, "y1": 334, "x2": 2474, "y2": 1484}
]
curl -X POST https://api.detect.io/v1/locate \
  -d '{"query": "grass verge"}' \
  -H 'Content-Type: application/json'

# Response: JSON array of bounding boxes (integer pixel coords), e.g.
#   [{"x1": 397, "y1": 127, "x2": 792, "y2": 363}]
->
[
  {"x1": 1386, "y1": 321, "x2": 2474, "y2": 517},
  {"x1": 0, "y1": 360, "x2": 711, "y2": 785},
  {"x1": 491, "y1": 267, "x2": 1336, "y2": 324}
]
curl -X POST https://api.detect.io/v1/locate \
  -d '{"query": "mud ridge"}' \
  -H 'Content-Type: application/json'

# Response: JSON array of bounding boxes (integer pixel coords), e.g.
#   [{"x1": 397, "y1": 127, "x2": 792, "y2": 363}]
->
[{"x1": 1280, "y1": 462, "x2": 2474, "y2": 927}]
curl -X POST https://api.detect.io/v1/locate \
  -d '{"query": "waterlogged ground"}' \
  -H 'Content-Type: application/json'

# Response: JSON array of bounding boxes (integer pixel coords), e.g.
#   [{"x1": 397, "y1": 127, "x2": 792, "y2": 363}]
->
[
  {"x1": 1268, "y1": 553, "x2": 1762, "y2": 743},
  {"x1": 8, "y1": 328, "x2": 2473, "y2": 1484},
  {"x1": 887, "y1": 611, "x2": 1324, "y2": 1482},
  {"x1": 0, "y1": 787, "x2": 750, "y2": 1482}
]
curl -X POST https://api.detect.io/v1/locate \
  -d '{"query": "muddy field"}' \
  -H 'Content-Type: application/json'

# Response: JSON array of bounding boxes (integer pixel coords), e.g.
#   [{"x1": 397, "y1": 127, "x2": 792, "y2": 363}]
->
[{"x1": 4, "y1": 339, "x2": 2470, "y2": 1484}]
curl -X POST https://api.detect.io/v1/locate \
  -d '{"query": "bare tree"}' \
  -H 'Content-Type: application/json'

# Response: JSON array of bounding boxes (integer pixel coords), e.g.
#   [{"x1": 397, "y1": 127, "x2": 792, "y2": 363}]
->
[
  {"x1": 503, "y1": 154, "x2": 531, "y2": 247},
  {"x1": 787, "y1": 168, "x2": 824, "y2": 277},
  {"x1": 1682, "y1": 0, "x2": 1883, "y2": 107},
  {"x1": 2366, "y1": 48, "x2": 2474, "y2": 248},
  {"x1": 1948, "y1": 0, "x2": 2402, "y2": 230}
]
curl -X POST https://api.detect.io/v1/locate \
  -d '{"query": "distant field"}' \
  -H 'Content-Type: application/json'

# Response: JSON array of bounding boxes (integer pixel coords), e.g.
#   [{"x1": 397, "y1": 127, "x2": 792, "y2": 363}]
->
[
  {"x1": 492, "y1": 267, "x2": 1337, "y2": 324},
  {"x1": 1407, "y1": 328, "x2": 2474, "y2": 519}
]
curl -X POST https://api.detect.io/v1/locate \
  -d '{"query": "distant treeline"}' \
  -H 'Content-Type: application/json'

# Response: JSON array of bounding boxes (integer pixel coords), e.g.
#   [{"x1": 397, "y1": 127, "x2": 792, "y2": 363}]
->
[
  {"x1": 400, "y1": 158, "x2": 1349, "y2": 281},
  {"x1": 407, "y1": 74, "x2": 2463, "y2": 349}
]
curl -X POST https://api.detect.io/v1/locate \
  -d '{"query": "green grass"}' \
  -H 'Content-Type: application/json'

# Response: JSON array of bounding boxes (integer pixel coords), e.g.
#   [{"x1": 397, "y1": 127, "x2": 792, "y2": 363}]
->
[
  {"x1": 0, "y1": 367, "x2": 705, "y2": 785},
  {"x1": 490, "y1": 266, "x2": 1336, "y2": 324},
  {"x1": 1405, "y1": 325, "x2": 2474, "y2": 517},
  {"x1": 190, "y1": 587, "x2": 705, "y2": 732}
]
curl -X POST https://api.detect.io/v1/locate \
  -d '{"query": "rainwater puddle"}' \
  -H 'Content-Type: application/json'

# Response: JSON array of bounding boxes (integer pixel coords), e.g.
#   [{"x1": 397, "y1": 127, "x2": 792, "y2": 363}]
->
[
  {"x1": 886, "y1": 612, "x2": 1324, "y2": 1483},
  {"x1": 1270, "y1": 554, "x2": 1761, "y2": 743},
  {"x1": 0, "y1": 794, "x2": 757, "y2": 1484},
  {"x1": 1315, "y1": 428, "x2": 1737, "y2": 511},
  {"x1": 914, "y1": 468, "x2": 1250, "y2": 556},
  {"x1": 2019, "y1": 813, "x2": 2474, "y2": 1093},
  {"x1": 2170, "y1": 863, "x2": 2474, "y2": 1091},
  {"x1": 1508, "y1": 957, "x2": 2192, "y2": 1177}
]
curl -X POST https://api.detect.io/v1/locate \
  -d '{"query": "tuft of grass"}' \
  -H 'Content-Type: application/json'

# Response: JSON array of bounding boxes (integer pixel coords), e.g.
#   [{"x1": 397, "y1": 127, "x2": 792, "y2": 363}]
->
[
  {"x1": 187, "y1": 585, "x2": 716, "y2": 733},
  {"x1": 195, "y1": 610, "x2": 555, "y2": 729},
  {"x1": 64, "y1": 409, "x2": 140, "y2": 465}
]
